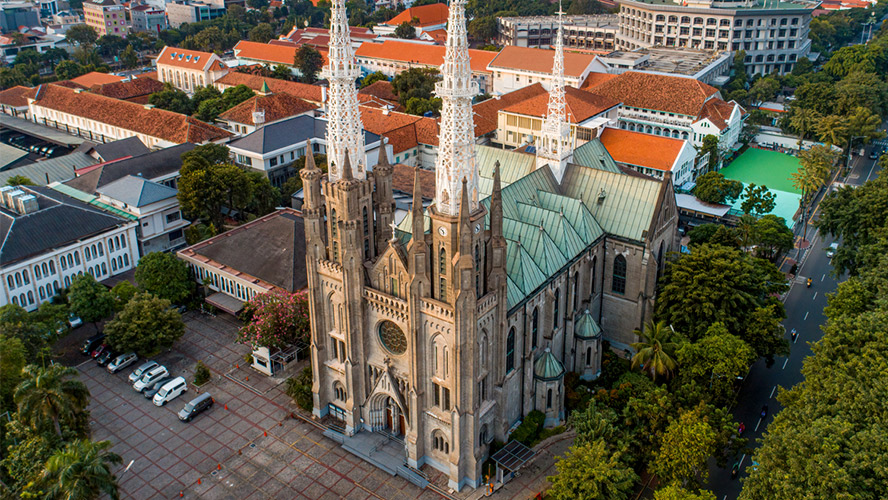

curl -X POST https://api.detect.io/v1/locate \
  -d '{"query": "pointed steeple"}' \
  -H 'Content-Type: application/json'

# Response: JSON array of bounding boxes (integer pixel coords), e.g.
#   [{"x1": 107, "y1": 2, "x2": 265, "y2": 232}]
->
[
  {"x1": 300, "y1": 139, "x2": 323, "y2": 211},
  {"x1": 340, "y1": 147, "x2": 354, "y2": 181},
  {"x1": 259, "y1": 80, "x2": 271, "y2": 95},
  {"x1": 323, "y1": 0, "x2": 366, "y2": 181},
  {"x1": 412, "y1": 167, "x2": 424, "y2": 239},
  {"x1": 433, "y1": 0, "x2": 479, "y2": 217},
  {"x1": 536, "y1": 1, "x2": 574, "y2": 183},
  {"x1": 490, "y1": 160, "x2": 504, "y2": 241},
  {"x1": 303, "y1": 139, "x2": 319, "y2": 172},
  {"x1": 457, "y1": 177, "x2": 472, "y2": 255}
]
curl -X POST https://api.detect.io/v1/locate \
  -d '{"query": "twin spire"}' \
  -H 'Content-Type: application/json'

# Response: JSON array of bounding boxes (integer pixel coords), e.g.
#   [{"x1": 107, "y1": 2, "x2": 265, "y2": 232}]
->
[{"x1": 536, "y1": 2, "x2": 574, "y2": 183}]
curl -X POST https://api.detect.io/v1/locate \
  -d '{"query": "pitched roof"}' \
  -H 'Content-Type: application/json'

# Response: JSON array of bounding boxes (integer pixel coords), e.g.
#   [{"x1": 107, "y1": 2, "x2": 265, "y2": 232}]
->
[
  {"x1": 472, "y1": 84, "x2": 548, "y2": 136},
  {"x1": 422, "y1": 29, "x2": 448, "y2": 44},
  {"x1": 358, "y1": 80, "x2": 398, "y2": 103},
  {"x1": 502, "y1": 86, "x2": 619, "y2": 123},
  {"x1": 0, "y1": 86, "x2": 32, "y2": 107},
  {"x1": 355, "y1": 40, "x2": 496, "y2": 74},
  {"x1": 77, "y1": 136, "x2": 151, "y2": 162},
  {"x1": 580, "y1": 71, "x2": 618, "y2": 91},
  {"x1": 384, "y1": 3, "x2": 448, "y2": 27},
  {"x1": 589, "y1": 71, "x2": 720, "y2": 117},
  {"x1": 357, "y1": 106, "x2": 440, "y2": 153},
  {"x1": 229, "y1": 115, "x2": 379, "y2": 155},
  {"x1": 31, "y1": 84, "x2": 231, "y2": 144},
  {"x1": 599, "y1": 128, "x2": 685, "y2": 172},
  {"x1": 218, "y1": 93, "x2": 318, "y2": 126},
  {"x1": 391, "y1": 163, "x2": 435, "y2": 196},
  {"x1": 89, "y1": 77, "x2": 165, "y2": 101},
  {"x1": 178, "y1": 209, "x2": 307, "y2": 292},
  {"x1": 0, "y1": 185, "x2": 129, "y2": 266},
  {"x1": 156, "y1": 46, "x2": 223, "y2": 72},
  {"x1": 534, "y1": 349, "x2": 565, "y2": 381},
  {"x1": 697, "y1": 98, "x2": 738, "y2": 131},
  {"x1": 0, "y1": 152, "x2": 97, "y2": 187},
  {"x1": 64, "y1": 143, "x2": 196, "y2": 193},
  {"x1": 69, "y1": 71, "x2": 125, "y2": 88},
  {"x1": 96, "y1": 175, "x2": 178, "y2": 207},
  {"x1": 214, "y1": 72, "x2": 324, "y2": 104},
  {"x1": 488, "y1": 46, "x2": 598, "y2": 78}
]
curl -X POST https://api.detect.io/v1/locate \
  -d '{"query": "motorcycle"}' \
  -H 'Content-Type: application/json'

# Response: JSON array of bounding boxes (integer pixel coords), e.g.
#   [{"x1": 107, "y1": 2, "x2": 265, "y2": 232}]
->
[
  {"x1": 731, "y1": 462, "x2": 740, "y2": 480},
  {"x1": 738, "y1": 422, "x2": 746, "y2": 436},
  {"x1": 791, "y1": 328, "x2": 798, "y2": 341},
  {"x1": 807, "y1": 278, "x2": 813, "y2": 288},
  {"x1": 761, "y1": 405, "x2": 769, "y2": 419}
]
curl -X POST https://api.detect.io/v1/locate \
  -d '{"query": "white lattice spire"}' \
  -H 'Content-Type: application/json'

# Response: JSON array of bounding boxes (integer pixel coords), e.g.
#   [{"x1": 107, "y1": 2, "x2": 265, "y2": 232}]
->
[
  {"x1": 323, "y1": 0, "x2": 366, "y2": 181},
  {"x1": 536, "y1": 2, "x2": 574, "y2": 183},
  {"x1": 433, "y1": 0, "x2": 479, "y2": 216}
]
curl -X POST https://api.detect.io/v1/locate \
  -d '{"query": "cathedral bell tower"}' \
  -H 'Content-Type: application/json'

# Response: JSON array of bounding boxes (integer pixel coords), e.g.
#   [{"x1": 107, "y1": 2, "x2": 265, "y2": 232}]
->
[{"x1": 535, "y1": 3, "x2": 574, "y2": 183}]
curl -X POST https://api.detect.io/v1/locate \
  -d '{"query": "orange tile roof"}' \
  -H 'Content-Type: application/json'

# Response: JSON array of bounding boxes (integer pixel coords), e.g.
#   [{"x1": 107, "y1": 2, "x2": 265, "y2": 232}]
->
[
  {"x1": 472, "y1": 83, "x2": 548, "y2": 136},
  {"x1": 488, "y1": 46, "x2": 598, "y2": 78},
  {"x1": 89, "y1": 77, "x2": 164, "y2": 101},
  {"x1": 589, "y1": 71, "x2": 720, "y2": 117},
  {"x1": 356, "y1": 40, "x2": 496, "y2": 74},
  {"x1": 69, "y1": 71, "x2": 125, "y2": 88},
  {"x1": 0, "y1": 86, "x2": 32, "y2": 108},
  {"x1": 599, "y1": 128, "x2": 685, "y2": 172},
  {"x1": 391, "y1": 163, "x2": 435, "y2": 196},
  {"x1": 233, "y1": 40, "x2": 329, "y2": 67},
  {"x1": 422, "y1": 29, "x2": 448, "y2": 44},
  {"x1": 357, "y1": 106, "x2": 443, "y2": 153},
  {"x1": 581, "y1": 72, "x2": 618, "y2": 91},
  {"x1": 214, "y1": 73, "x2": 324, "y2": 104},
  {"x1": 32, "y1": 84, "x2": 231, "y2": 144},
  {"x1": 697, "y1": 98, "x2": 738, "y2": 131},
  {"x1": 135, "y1": 71, "x2": 158, "y2": 80},
  {"x1": 156, "y1": 46, "x2": 223, "y2": 71},
  {"x1": 219, "y1": 93, "x2": 317, "y2": 125},
  {"x1": 503, "y1": 86, "x2": 619, "y2": 123},
  {"x1": 358, "y1": 80, "x2": 398, "y2": 102},
  {"x1": 385, "y1": 3, "x2": 448, "y2": 27}
]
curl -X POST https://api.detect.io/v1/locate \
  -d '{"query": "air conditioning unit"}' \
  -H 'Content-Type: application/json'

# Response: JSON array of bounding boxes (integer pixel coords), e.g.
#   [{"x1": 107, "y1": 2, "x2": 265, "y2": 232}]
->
[
  {"x1": 15, "y1": 195, "x2": 38, "y2": 214},
  {"x1": 0, "y1": 186, "x2": 14, "y2": 209},
  {"x1": 5, "y1": 189, "x2": 25, "y2": 209}
]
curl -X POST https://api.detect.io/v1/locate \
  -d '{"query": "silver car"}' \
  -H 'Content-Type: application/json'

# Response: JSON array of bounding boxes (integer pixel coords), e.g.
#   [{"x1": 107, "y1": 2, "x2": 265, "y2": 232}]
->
[
  {"x1": 133, "y1": 366, "x2": 169, "y2": 392},
  {"x1": 107, "y1": 352, "x2": 138, "y2": 374},
  {"x1": 128, "y1": 360, "x2": 158, "y2": 383}
]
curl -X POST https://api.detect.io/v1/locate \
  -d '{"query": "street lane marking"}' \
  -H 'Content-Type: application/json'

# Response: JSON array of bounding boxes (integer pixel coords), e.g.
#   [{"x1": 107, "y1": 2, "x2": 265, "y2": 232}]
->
[
  {"x1": 770, "y1": 386, "x2": 777, "y2": 399},
  {"x1": 755, "y1": 418, "x2": 763, "y2": 432},
  {"x1": 804, "y1": 311, "x2": 809, "y2": 320},
  {"x1": 813, "y1": 292, "x2": 818, "y2": 300},
  {"x1": 822, "y1": 274, "x2": 826, "y2": 281},
  {"x1": 783, "y1": 358, "x2": 789, "y2": 369}
]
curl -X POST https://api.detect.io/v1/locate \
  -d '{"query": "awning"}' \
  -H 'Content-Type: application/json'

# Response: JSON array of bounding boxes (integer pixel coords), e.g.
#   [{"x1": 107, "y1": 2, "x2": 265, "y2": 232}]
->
[
  {"x1": 206, "y1": 292, "x2": 245, "y2": 315},
  {"x1": 491, "y1": 440, "x2": 535, "y2": 473}
]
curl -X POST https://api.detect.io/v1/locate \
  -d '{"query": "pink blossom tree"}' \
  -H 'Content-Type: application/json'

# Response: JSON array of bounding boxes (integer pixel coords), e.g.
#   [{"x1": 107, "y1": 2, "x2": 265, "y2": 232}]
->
[{"x1": 236, "y1": 290, "x2": 310, "y2": 350}]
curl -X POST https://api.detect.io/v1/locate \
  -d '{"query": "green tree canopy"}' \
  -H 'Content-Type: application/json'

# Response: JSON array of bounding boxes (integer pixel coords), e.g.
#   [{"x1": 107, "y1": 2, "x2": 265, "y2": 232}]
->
[
  {"x1": 630, "y1": 320, "x2": 680, "y2": 381},
  {"x1": 68, "y1": 274, "x2": 115, "y2": 328},
  {"x1": 655, "y1": 484, "x2": 716, "y2": 500},
  {"x1": 753, "y1": 214, "x2": 794, "y2": 261},
  {"x1": 546, "y1": 440, "x2": 638, "y2": 500},
  {"x1": 360, "y1": 71, "x2": 388, "y2": 88},
  {"x1": 394, "y1": 21, "x2": 416, "y2": 39},
  {"x1": 41, "y1": 439, "x2": 122, "y2": 500},
  {"x1": 392, "y1": 67, "x2": 441, "y2": 116},
  {"x1": 109, "y1": 280, "x2": 138, "y2": 311},
  {"x1": 121, "y1": 44, "x2": 138, "y2": 69},
  {"x1": 687, "y1": 224, "x2": 740, "y2": 248},
  {"x1": 6, "y1": 175, "x2": 35, "y2": 186},
  {"x1": 104, "y1": 292, "x2": 184, "y2": 356},
  {"x1": 133, "y1": 252, "x2": 194, "y2": 305},
  {"x1": 651, "y1": 405, "x2": 719, "y2": 486},
  {"x1": 294, "y1": 44, "x2": 323, "y2": 83},
  {"x1": 674, "y1": 323, "x2": 755, "y2": 406},
  {"x1": 14, "y1": 364, "x2": 90, "y2": 437},
  {"x1": 249, "y1": 22, "x2": 275, "y2": 43},
  {"x1": 740, "y1": 183, "x2": 776, "y2": 216},
  {"x1": 65, "y1": 25, "x2": 99, "y2": 47},
  {"x1": 693, "y1": 172, "x2": 743, "y2": 204},
  {"x1": 148, "y1": 83, "x2": 194, "y2": 115},
  {"x1": 0, "y1": 334, "x2": 26, "y2": 412}
]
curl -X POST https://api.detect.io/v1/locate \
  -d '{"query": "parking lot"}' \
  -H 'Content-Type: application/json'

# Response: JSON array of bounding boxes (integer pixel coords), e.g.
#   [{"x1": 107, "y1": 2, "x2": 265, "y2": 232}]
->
[{"x1": 77, "y1": 312, "x2": 442, "y2": 499}]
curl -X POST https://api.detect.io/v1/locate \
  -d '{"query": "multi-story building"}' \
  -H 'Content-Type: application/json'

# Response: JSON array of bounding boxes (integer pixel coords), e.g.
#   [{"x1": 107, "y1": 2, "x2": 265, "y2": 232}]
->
[
  {"x1": 165, "y1": 0, "x2": 225, "y2": 28},
  {"x1": 487, "y1": 45, "x2": 608, "y2": 94},
  {"x1": 0, "y1": 2, "x2": 40, "y2": 31},
  {"x1": 0, "y1": 185, "x2": 138, "y2": 312},
  {"x1": 599, "y1": 127, "x2": 705, "y2": 185},
  {"x1": 83, "y1": 0, "x2": 129, "y2": 37},
  {"x1": 129, "y1": 4, "x2": 167, "y2": 33},
  {"x1": 156, "y1": 46, "x2": 229, "y2": 94},
  {"x1": 498, "y1": 14, "x2": 619, "y2": 51},
  {"x1": 373, "y1": 2, "x2": 449, "y2": 37},
  {"x1": 615, "y1": 0, "x2": 818, "y2": 75},
  {"x1": 217, "y1": 91, "x2": 318, "y2": 136}
]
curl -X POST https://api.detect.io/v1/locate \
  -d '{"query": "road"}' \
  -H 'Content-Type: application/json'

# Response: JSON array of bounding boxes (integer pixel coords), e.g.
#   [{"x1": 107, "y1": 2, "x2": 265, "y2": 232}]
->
[{"x1": 706, "y1": 143, "x2": 882, "y2": 499}]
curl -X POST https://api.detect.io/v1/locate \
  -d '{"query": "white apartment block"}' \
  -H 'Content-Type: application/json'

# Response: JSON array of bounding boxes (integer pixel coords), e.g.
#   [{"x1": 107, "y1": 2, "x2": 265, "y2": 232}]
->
[
  {"x1": 497, "y1": 15, "x2": 619, "y2": 51},
  {"x1": 156, "y1": 46, "x2": 229, "y2": 94}
]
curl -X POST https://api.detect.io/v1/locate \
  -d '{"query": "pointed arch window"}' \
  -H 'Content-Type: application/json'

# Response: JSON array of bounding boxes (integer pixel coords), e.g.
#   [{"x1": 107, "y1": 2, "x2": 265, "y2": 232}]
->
[
  {"x1": 590, "y1": 256, "x2": 597, "y2": 297},
  {"x1": 362, "y1": 207, "x2": 369, "y2": 236},
  {"x1": 531, "y1": 307, "x2": 539, "y2": 349},
  {"x1": 553, "y1": 288, "x2": 560, "y2": 330},
  {"x1": 439, "y1": 247, "x2": 447, "y2": 300},
  {"x1": 612, "y1": 255, "x2": 627, "y2": 295},
  {"x1": 474, "y1": 244, "x2": 481, "y2": 297},
  {"x1": 330, "y1": 209, "x2": 338, "y2": 237},
  {"x1": 506, "y1": 327, "x2": 515, "y2": 373}
]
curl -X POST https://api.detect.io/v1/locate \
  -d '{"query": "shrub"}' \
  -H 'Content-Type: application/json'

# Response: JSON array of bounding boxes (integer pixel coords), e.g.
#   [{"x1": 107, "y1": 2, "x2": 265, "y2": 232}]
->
[
  {"x1": 286, "y1": 366, "x2": 313, "y2": 411},
  {"x1": 193, "y1": 361, "x2": 211, "y2": 386},
  {"x1": 510, "y1": 410, "x2": 546, "y2": 446}
]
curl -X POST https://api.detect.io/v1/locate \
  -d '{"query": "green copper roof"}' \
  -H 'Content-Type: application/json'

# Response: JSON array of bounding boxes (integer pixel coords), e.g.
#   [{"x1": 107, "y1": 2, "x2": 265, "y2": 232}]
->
[
  {"x1": 572, "y1": 140, "x2": 622, "y2": 174},
  {"x1": 476, "y1": 145, "x2": 537, "y2": 198},
  {"x1": 534, "y1": 349, "x2": 565, "y2": 381},
  {"x1": 575, "y1": 310, "x2": 602, "y2": 339},
  {"x1": 260, "y1": 80, "x2": 271, "y2": 94},
  {"x1": 50, "y1": 184, "x2": 138, "y2": 221}
]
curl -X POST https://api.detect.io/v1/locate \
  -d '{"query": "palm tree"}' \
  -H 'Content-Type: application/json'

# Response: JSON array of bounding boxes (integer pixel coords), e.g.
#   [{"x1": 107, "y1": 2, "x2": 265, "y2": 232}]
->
[
  {"x1": 788, "y1": 107, "x2": 821, "y2": 151},
  {"x1": 630, "y1": 320, "x2": 680, "y2": 382},
  {"x1": 41, "y1": 439, "x2": 122, "y2": 500},
  {"x1": 816, "y1": 114, "x2": 849, "y2": 148},
  {"x1": 14, "y1": 364, "x2": 90, "y2": 437}
]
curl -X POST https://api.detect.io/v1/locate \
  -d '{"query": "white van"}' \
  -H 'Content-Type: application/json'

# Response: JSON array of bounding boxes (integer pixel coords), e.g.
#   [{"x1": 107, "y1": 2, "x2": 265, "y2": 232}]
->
[{"x1": 153, "y1": 377, "x2": 187, "y2": 406}]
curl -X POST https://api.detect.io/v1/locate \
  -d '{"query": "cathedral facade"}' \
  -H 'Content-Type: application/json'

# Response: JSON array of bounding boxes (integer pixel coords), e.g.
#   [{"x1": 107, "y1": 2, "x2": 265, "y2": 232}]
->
[{"x1": 302, "y1": 0, "x2": 679, "y2": 491}]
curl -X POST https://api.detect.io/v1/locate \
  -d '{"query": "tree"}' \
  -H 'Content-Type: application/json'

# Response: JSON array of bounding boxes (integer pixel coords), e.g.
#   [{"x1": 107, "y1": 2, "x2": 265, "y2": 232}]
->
[
  {"x1": 687, "y1": 224, "x2": 740, "y2": 248},
  {"x1": 65, "y1": 25, "x2": 99, "y2": 47},
  {"x1": 788, "y1": 107, "x2": 821, "y2": 149},
  {"x1": 651, "y1": 405, "x2": 719, "y2": 486},
  {"x1": 834, "y1": 71, "x2": 888, "y2": 116},
  {"x1": 41, "y1": 439, "x2": 122, "y2": 500},
  {"x1": 845, "y1": 106, "x2": 885, "y2": 149},
  {"x1": 748, "y1": 77, "x2": 780, "y2": 104},
  {"x1": 0, "y1": 67, "x2": 29, "y2": 89},
  {"x1": 693, "y1": 172, "x2": 743, "y2": 204},
  {"x1": 191, "y1": 26, "x2": 226, "y2": 52},
  {"x1": 249, "y1": 22, "x2": 275, "y2": 43},
  {"x1": 394, "y1": 21, "x2": 416, "y2": 39},
  {"x1": 237, "y1": 290, "x2": 310, "y2": 350},
  {"x1": 360, "y1": 71, "x2": 388, "y2": 88},
  {"x1": 148, "y1": 83, "x2": 194, "y2": 115},
  {"x1": 54, "y1": 60, "x2": 86, "y2": 81},
  {"x1": 286, "y1": 365, "x2": 313, "y2": 411},
  {"x1": 392, "y1": 67, "x2": 441, "y2": 116},
  {"x1": 216, "y1": 163, "x2": 253, "y2": 216},
  {"x1": 0, "y1": 334, "x2": 26, "y2": 411},
  {"x1": 816, "y1": 113, "x2": 849, "y2": 147},
  {"x1": 6, "y1": 175, "x2": 35, "y2": 186},
  {"x1": 468, "y1": 16, "x2": 498, "y2": 41},
  {"x1": 109, "y1": 280, "x2": 138, "y2": 311},
  {"x1": 698, "y1": 134, "x2": 721, "y2": 173},
  {"x1": 272, "y1": 64, "x2": 291, "y2": 80},
  {"x1": 121, "y1": 44, "x2": 138, "y2": 69},
  {"x1": 133, "y1": 252, "x2": 194, "y2": 305},
  {"x1": 104, "y1": 292, "x2": 184, "y2": 356},
  {"x1": 246, "y1": 170, "x2": 280, "y2": 216},
  {"x1": 178, "y1": 160, "x2": 227, "y2": 226},
  {"x1": 294, "y1": 45, "x2": 323, "y2": 83},
  {"x1": 742, "y1": 304, "x2": 790, "y2": 361},
  {"x1": 95, "y1": 35, "x2": 127, "y2": 58},
  {"x1": 1, "y1": 431, "x2": 60, "y2": 496},
  {"x1": 219, "y1": 84, "x2": 256, "y2": 109},
  {"x1": 0, "y1": 304, "x2": 58, "y2": 362},
  {"x1": 14, "y1": 364, "x2": 90, "y2": 437},
  {"x1": 674, "y1": 323, "x2": 755, "y2": 406},
  {"x1": 655, "y1": 484, "x2": 716, "y2": 500},
  {"x1": 546, "y1": 440, "x2": 638, "y2": 500},
  {"x1": 753, "y1": 214, "x2": 794, "y2": 261},
  {"x1": 68, "y1": 274, "x2": 115, "y2": 330},
  {"x1": 630, "y1": 320, "x2": 680, "y2": 382},
  {"x1": 794, "y1": 144, "x2": 838, "y2": 239},
  {"x1": 182, "y1": 142, "x2": 230, "y2": 166},
  {"x1": 740, "y1": 183, "x2": 776, "y2": 216}
]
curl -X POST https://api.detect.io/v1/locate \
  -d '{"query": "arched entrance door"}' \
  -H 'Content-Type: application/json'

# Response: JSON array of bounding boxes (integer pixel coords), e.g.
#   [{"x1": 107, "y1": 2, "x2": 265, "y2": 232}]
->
[{"x1": 368, "y1": 394, "x2": 406, "y2": 438}]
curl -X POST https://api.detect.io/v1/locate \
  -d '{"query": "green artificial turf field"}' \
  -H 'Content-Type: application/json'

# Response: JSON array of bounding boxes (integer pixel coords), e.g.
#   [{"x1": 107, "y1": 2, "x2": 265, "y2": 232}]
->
[{"x1": 719, "y1": 148, "x2": 803, "y2": 194}]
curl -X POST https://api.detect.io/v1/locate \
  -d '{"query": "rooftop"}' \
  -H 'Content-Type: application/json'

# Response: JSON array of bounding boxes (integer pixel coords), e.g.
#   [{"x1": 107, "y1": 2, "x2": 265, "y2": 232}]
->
[
  {"x1": 0, "y1": 85, "x2": 32, "y2": 108},
  {"x1": 599, "y1": 127, "x2": 686, "y2": 171},
  {"x1": 75, "y1": 136, "x2": 150, "y2": 162},
  {"x1": 391, "y1": 163, "x2": 435, "y2": 197},
  {"x1": 502, "y1": 86, "x2": 620, "y2": 123},
  {"x1": 95, "y1": 175, "x2": 178, "y2": 207},
  {"x1": 156, "y1": 46, "x2": 226, "y2": 72},
  {"x1": 473, "y1": 84, "x2": 551, "y2": 137},
  {"x1": 0, "y1": 152, "x2": 97, "y2": 187},
  {"x1": 214, "y1": 72, "x2": 324, "y2": 104},
  {"x1": 384, "y1": 3, "x2": 449, "y2": 27},
  {"x1": 233, "y1": 40, "x2": 329, "y2": 67},
  {"x1": 88, "y1": 76, "x2": 165, "y2": 102},
  {"x1": 355, "y1": 40, "x2": 497, "y2": 74},
  {"x1": 603, "y1": 47, "x2": 728, "y2": 76},
  {"x1": 498, "y1": 14, "x2": 618, "y2": 26},
  {"x1": 69, "y1": 71, "x2": 125, "y2": 88},
  {"x1": 218, "y1": 93, "x2": 318, "y2": 126},
  {"x1": 488, "y1": 46, "x2": 599, "y2": 78},
  {"x1": 228, "y1": 115, "x2": 381, "y2": 155},
  {"x1": 588, "y1": 71, "x2": 719, "y2": 116},
  {"x1": 615, "y1": 0, "x2": 819, "y2": 10},
  {"x1": 64, "y1": 143, "x2": 196, "y2": 193}
]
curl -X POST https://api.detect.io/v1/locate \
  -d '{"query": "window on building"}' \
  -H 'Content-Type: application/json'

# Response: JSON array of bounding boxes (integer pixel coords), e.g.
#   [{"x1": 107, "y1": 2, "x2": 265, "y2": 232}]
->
[
  {"x1": 531, "y1": 307, "x2": 538, "y2": 349},
  {"x1": 612, "y1": 255, "x2": 627, "y2": 294},
  {"x1": 439, "y1": 247, "x2": 447, "y2": 300},
  {"x1": 546, "y1": 388, "x2": 553, "y2": 409},
  {"x1": 166, "y1": 211, "x2": 181, "y2": 223},
  {"x1": 433, "y1": 432, "x2": 449, "y2": 453},
  {"x1": 553, "y1": 288, "x2": 560, "y2": 329},
  {"x1": 506, "y1": 327, "x2": 515, "y2": 373}
]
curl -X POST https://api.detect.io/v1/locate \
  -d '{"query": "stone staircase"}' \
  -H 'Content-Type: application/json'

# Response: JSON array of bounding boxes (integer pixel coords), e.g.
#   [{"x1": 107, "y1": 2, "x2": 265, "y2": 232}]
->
[{"x1": 322, "y1": 429, "x2": 430, "y2": 489}]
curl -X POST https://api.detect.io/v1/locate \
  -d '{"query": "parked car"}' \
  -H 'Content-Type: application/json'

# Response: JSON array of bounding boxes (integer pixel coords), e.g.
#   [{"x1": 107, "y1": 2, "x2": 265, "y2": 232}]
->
[
  {"x1": 90, "y1": 344, "x2": 110, "y2": 359},
  {"x1": 81, "y1": 334, "x2": 105, "y2": 355},
  {"x1": 107, "y1": 352, "x2": 138, "y2": 373},
  {"x1": 178, "y1": 393, "x2": 214, "y2": 422},
  {"x1": 128, "y1": 360, "x2": 158, "y2": 382},
  {"x1": 68, "y1": 314, "x2": 82, "y2": 328},
  {"x1": 95, "y1": 349, "x2": 116, "y2": 366},
  {"x1": 869, "y1": 148, "x2": 883, "y2": 160},
  {"x1": 153, "y1": 377, "x2": 187, "y2": 406},
  {"x1": 143, "y1": 376, "x2": 173, "y2": 399},
  {"x1": 826, "y1": 242, "x2": 839, "y2": 258},
  {"x1": 133, "y1": 366, "x2": 169, "y2": 392}
]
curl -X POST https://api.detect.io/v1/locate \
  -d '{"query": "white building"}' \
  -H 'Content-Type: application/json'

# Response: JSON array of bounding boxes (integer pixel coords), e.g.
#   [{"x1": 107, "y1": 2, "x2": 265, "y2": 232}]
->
[
  {"x1": 156, "y1": 46, "x2": 229, "y2": 94},
  {"x1": 599, "y1": 127, "x2": 704, "y2": 185},
  {"x1": 0, "y1": 185, "x2": 138, "y2": 311},
  {"x1": 487, "y1": 45, "x2": 608, "y2": 94}
]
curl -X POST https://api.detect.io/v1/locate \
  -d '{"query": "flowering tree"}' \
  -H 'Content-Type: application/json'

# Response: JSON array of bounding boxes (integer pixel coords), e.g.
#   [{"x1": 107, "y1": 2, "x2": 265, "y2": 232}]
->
[{"x1": 236, "y1": 290, "x2": 310, "y2": 350}]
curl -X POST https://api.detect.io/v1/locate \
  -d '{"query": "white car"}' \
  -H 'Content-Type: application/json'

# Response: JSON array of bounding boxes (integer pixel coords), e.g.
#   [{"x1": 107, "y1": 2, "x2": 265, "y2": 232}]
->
[
  {"x1": 826, "y1": 242, "x2": 839, "y2": 258},
  {"x1": 68, "y1": 313, "x2": 82, "y2": 328},
  {"x1": 133, "y1": 366, "x2": 169, "y2": 392},
  {"x1": 107, "y1": 352, "x2": 138, "y2": 373},
  {"x1": 128, "y1": 360, "x2": 158, "y2": 383},
  {"x1": 153, "y1": 377, "x2": 187, "y2": 406}
]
